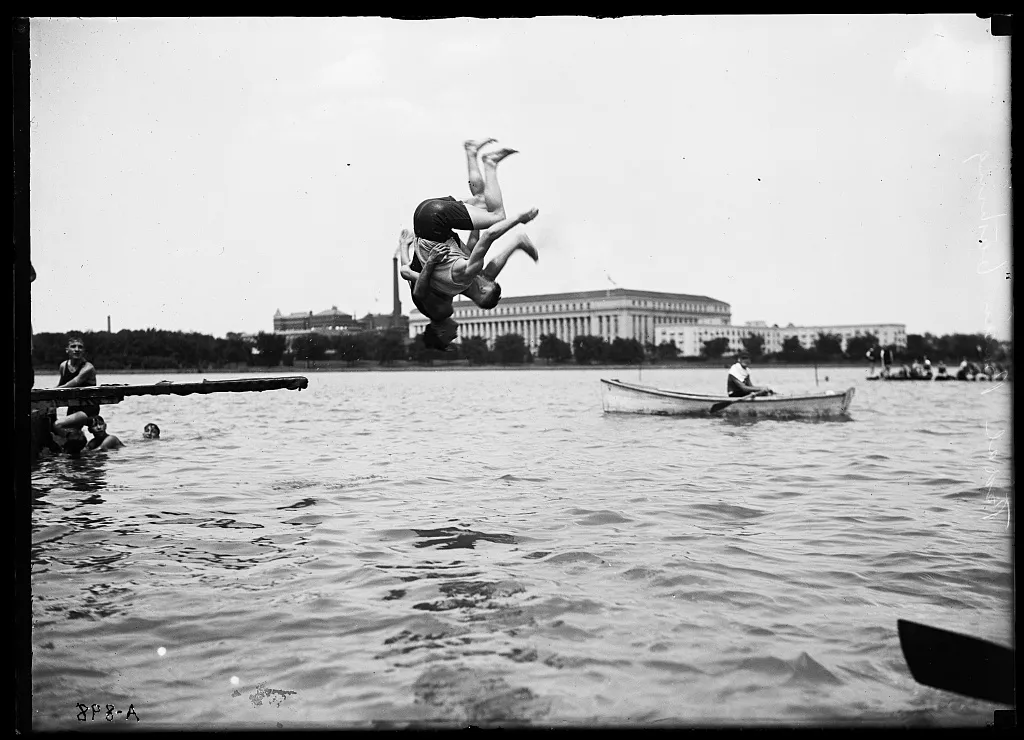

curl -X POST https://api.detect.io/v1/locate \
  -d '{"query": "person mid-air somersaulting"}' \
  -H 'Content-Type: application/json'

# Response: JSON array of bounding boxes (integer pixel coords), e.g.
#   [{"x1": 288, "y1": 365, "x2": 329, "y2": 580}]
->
[{"x1": 398, "y1": 138, "x2": 538, "y2": 349}]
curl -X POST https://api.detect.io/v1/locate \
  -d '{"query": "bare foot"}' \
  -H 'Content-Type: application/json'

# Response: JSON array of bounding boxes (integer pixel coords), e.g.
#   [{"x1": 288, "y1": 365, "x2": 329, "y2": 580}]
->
[
  {"x1": 516, "y1": 234, "x2": 539, "y2": 261},
  {"x1": 464, "y1": 138, "x2": 497, "y2": 156},
  {"x1": 481, "y1": 147, "x2": 518, "y2": 165},
  {"x1": 517, "y1": 207, "x2": 539, "y2": 225}
]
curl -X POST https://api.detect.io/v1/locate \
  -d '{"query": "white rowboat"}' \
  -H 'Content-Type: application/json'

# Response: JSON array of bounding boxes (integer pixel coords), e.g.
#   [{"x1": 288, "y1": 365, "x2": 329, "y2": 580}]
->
[{"x1": 600, "y1": 378, "x2": 856, "y2": 418}]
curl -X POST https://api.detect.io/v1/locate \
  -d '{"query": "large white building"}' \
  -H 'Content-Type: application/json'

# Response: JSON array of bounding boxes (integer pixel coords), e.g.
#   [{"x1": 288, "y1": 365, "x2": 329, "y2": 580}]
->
[
  {"x1": 655, "y1": 321, "x2": 907, "y2": 357},
  {"x1": 408, "y1": 288, "x2": 731, "y2": 349}
]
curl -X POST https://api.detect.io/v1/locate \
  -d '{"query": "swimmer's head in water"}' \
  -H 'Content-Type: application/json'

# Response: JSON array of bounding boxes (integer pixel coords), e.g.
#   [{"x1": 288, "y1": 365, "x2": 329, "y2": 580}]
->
[
  {"x1": 476, "y1": 282, "x2": 502, "y2": 310},
  {"x1": 87, "y1": 416, "x2": 106, "y2": 433},
  {"x1": 423, "y1": 319, "x2": 458, "y2": 350},
  {"x1": 143, "y1": 423, "x2": 161, "y2": 439},
  {"x1": 63, "y1": 429, "x2": 87, "y2": 455}
]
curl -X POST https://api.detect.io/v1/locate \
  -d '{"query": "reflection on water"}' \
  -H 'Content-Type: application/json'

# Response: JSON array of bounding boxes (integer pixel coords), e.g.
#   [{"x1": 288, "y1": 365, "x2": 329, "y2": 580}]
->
[
  {"x1": 30, "y1": 368, "x2": 1013, "y2": 729},
  {"x1": 412, "y1": 527, "x2": 518, "y2": 550},
  {"x1": 34, "y1": 453, "x2": 110, "y2": 496}
]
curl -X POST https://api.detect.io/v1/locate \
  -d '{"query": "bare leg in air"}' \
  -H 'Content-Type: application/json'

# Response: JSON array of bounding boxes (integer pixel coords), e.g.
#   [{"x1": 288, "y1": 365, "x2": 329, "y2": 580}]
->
[
  {"x1": 463, "y1": 138, "x2": 494, "y2": 204},
  {"x1": 459, "y1": 142, "x2": 518, "y2": 228}
]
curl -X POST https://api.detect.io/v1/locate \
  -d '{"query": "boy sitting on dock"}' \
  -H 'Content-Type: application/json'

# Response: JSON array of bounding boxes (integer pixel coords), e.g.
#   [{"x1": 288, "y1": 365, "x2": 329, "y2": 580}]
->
[{"x1": 52, "y1": 335, "x2": 100, "y2": 435}]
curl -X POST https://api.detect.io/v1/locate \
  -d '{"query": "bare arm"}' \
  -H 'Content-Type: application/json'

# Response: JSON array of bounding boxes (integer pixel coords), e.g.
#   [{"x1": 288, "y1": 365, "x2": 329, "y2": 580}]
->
[
  {"x1": 414, "y1": 247, "x2": 447, "y2": 300},
  {"x1": 58, "y1": 361, "x2": 97, "y2": 388},
  {"x1": 729, "y1": 373, "x2": 773, "y2": 397},
  {"x1": 100, "y1": 435, "x2": 124, "y2": 450},
  {"x1": 745, "y1": 379, "x2": 774, "y2": 395},
  {"x1": 453, "y1": 208, "x2": 537, "y2": 282},
  {"x1": 742, "y1": 374, "x2": 774, "y2": 395}
]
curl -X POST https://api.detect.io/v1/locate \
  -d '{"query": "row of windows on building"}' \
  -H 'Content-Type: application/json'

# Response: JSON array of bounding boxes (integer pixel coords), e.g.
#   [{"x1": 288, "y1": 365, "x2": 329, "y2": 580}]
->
[
  {"x1": 457, "y1": 299, "x2": 727, "y2": 318},
  {"x1": 272, "y1": 307, "x2": 405, "y2": 334},
  {"x1": 444, "y1": 315, "x2": 622, "y2": 344},
  {"x1": 656, "y1": 324, "x2": 907, "y2": 356}
]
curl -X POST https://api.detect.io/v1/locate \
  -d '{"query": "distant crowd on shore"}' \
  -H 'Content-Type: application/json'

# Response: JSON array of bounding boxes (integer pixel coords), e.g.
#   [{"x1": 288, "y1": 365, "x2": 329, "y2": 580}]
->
[{"x1": 866, "y1": 345, "x2": 1009, "y2": 381}]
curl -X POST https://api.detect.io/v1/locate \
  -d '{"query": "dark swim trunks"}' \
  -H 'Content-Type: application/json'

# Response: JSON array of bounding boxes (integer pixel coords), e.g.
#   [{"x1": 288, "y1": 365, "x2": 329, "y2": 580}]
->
[
  {"x1": 413, "y1": 196, "x2": 473, "y2": 242},
  {"x1": 68, "y1": 404, "x2": 101, "y2": 418}
]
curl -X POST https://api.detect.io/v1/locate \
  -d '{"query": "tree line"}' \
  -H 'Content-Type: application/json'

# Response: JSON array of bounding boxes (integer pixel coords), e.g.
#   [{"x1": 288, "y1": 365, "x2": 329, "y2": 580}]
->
[
  {"x1": 725, "y1": 330, "x2": 1011, "y2": 366},
  {"x1": 31, "y1": 328, "x2": 1010, "y2": 372}
]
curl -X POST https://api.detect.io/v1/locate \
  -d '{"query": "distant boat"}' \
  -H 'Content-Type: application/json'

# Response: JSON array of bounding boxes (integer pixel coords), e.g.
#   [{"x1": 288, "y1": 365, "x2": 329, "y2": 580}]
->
[
  {"x1": 867, "y1": 374, "x2": 1008, "y2": 382},
  {"x1": 600, "y1": 379, "x2": 855, "y2": 418},
  {"x1": 866, "y1": 374, "x2": 934, "y2": 382}
]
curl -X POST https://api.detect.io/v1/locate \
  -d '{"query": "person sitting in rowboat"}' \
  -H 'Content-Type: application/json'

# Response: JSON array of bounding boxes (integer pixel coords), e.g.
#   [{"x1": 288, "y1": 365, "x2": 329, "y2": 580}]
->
[
  {"x1": 727, "y1": 350, "x2": 775, "y2": 398},
  {"x1": 865, "y1": 345, "x2": 879, "y2": 376},
  {"x1": 880, "y1": 347, "x2": 894, "y2": 377}
]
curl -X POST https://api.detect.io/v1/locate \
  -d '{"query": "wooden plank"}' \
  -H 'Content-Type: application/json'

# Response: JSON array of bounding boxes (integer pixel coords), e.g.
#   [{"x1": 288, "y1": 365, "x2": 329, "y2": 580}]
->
[
  {"x1": 31, "y1": 396, "x2": 127, "y2": 412},
  {"x1": 30, "y1": 376, "x2": 309, "y2": 405}
]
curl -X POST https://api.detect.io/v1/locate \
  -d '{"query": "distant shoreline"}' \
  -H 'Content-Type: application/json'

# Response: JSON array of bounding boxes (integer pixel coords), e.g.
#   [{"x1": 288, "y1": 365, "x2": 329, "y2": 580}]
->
[{"x1": 33, "y1": 361, "x2": 877, "y2": 375}]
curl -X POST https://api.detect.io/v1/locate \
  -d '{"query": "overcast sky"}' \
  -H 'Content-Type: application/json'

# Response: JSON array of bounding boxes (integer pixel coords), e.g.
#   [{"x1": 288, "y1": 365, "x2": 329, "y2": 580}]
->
[{"x1": 28, "y1": 15, "x2": 1011, "y2": 340}]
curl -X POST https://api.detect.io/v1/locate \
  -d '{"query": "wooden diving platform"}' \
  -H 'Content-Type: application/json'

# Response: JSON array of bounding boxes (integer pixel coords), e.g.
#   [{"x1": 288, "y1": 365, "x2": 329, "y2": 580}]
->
[{"x1": 30, "y1": 376, "x2": 309, "y2": 412}]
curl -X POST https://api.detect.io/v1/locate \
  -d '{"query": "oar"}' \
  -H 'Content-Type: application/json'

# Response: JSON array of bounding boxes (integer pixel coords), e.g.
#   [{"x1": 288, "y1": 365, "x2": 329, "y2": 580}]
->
[
  {"x1": 709, "y1": 393, "x2": 761, "y2": 414},
  {"x1": 897, "y1": 619, "x2": 1014, "y2": 705}
]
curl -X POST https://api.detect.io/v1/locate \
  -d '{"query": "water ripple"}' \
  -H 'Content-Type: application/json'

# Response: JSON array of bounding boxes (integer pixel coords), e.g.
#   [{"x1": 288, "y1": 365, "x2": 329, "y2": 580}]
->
[{"x1": 30, "y1": 368, "x2": 1011, "y2": 728}]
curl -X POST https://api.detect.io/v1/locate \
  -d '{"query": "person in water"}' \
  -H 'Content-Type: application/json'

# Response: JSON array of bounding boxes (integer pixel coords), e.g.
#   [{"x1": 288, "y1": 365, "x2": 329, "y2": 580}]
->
[
  {"x1": 401, "y1": 138, "x2": 539, "y2": 349},
  {"x1": 866, "y1": 345, "x2": 879, "y2": 376},
  {"x1": 86, "y1": 415, "x2": 124, "y2": 451},
  {"x1": 53, "y1": 428, "x2": 89, "y2": 457},
  {"x1": 727, "y1": 350, "x2": 775, "y2": 397},
  {"x1": 143, "y1": 423, "x2": 161, "y2": 439},
  {"x1": 880, "y1": 347, "x2": 894, "y2": 377}
]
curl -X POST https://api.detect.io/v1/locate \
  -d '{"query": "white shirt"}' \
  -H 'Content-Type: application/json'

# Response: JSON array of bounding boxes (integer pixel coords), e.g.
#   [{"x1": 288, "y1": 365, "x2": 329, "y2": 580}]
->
[{"x1": 729, "y1": 362, "x2": 750, "y2": 384}]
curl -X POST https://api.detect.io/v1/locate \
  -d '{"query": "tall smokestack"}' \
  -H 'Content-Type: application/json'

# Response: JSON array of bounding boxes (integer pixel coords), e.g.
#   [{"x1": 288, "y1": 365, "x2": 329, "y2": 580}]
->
[
  {"x1": 392, "y1": 256, "x2": 401, "y2": 321},
  {"x1": 107, "y1": 315, "x2": 111, "y2": 333}
]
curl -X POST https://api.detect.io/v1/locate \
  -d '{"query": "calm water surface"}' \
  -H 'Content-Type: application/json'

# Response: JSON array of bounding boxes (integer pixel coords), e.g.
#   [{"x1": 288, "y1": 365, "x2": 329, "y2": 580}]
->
[{"x1": 30, "y1": 367, "x2": 1013, "y2": 728}]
